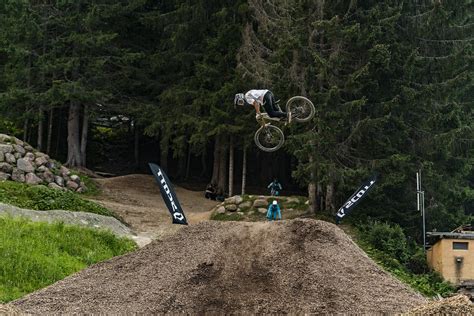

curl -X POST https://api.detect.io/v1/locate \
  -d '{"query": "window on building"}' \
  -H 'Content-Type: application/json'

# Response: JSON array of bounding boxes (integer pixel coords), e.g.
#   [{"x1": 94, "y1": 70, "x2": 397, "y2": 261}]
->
[{"x1": 453, "y1": 242, "x2": 469, "y2": 250}]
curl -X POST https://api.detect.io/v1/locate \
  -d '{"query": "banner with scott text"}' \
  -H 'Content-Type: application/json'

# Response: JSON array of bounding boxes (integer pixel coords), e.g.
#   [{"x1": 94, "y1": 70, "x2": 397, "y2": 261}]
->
[
  {"x1": 335, "y1": 174, "x2": 377, "y2": 224},
  {"x1": 149, "y1": 163, "x2": 188, "y2": 225}
]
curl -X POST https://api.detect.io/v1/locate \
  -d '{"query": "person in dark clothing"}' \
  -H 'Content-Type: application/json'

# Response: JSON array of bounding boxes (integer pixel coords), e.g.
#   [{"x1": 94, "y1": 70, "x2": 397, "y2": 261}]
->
[
  {"x1": 205, "y1": 183, "x2": 217, "y2": 200},
  {"x1": 267, "y1": 178, "x2": 283, "y2": 196}
]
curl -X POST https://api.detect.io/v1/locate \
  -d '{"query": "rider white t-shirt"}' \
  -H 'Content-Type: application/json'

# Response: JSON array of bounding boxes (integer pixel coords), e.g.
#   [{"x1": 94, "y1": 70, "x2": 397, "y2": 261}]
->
[{"x1": 245, "y1": 89, "x2": 268, "y2": 105}]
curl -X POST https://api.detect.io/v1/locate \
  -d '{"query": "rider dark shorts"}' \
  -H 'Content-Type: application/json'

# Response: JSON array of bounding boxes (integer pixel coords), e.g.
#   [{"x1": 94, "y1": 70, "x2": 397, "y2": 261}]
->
[{"x1": 263, "y1": 91, "x2": 287, "y2": 118}]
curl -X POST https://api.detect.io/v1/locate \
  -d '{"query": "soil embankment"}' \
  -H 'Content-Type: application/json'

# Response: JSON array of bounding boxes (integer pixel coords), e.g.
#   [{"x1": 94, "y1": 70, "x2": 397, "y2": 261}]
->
[{"x1": 13, "y1": 219, "x2": 425, "y2": 314}]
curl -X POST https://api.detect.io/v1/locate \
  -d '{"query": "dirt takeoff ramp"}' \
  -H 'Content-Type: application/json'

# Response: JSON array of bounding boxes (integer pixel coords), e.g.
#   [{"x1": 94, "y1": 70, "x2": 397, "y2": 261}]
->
[{"x1": 12, "y1": 219, "x2": 425, "y2": 314}]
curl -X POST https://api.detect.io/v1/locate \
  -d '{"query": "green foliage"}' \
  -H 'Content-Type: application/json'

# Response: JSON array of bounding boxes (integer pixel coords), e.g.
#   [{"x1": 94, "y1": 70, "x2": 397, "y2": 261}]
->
[
  {"x1": 0, "y1": 216, "x2": 136, "y2": 303},
  {"x1": 0, "y1": 181, "x2": 114, "y2": 218},
  {"x1": 210, "y1": 212, "x2": 243, "y2": 221},
  {"x1": 355, "y1": 221, "x2": 455, "y2": 297}
]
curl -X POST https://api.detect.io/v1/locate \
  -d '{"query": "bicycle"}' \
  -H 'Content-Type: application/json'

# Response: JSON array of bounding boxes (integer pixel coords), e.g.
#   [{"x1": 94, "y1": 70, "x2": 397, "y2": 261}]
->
[{"x1": 254, "y1": 96, "x2": 315, "y2": 152}]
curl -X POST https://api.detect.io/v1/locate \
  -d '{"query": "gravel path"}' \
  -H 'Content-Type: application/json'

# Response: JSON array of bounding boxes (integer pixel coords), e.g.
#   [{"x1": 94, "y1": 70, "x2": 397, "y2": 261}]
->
[{"x1": 13, "y1": 219, "x2": 426, "y2": 314}]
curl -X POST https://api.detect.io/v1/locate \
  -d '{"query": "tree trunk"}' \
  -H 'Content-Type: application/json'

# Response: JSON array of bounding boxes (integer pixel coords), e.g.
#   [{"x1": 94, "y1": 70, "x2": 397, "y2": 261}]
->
[
  {"x1": 46, "y1": 108, "x2": 53, "y2": 154},
  {"x1": 308, "y1": 153, "x2": 318, "y2": 214},
  {"x1": 37, "y1": 106, "x2": 44, "y2": 151},
  {"x1": 80, "y1": 104, "x2": 89, "y2": 167},
  {"x1": 241, "y1": 146, "x2": 247, "y2": 195},
  {"x1": 326, "y1": 182, "x2": 335, "y2": 211},
  {"x1": 134, "y1": 123, "x2": 140, "y2": 169},
  {"x1": 217, "y1": 137, "x2": 228, "y2": 196},
  {"x1": 185, "y1": 143, "x2": 192, "y2": 179},
  {"x1": 66, "y1": 103, "x2": 82, "y2": 167},
  {"x1": 228, "y1": 137, "x2": 234, "y2": 197},
  {"x1": 211, "y1": 135, "x2": 220, "y2": 185},
  {"x1": 160, "y1": 134, "x2": 169, "y2": 172},
  {"x1": 55, "y1": 108, "x2": 62, "y2": 157}
]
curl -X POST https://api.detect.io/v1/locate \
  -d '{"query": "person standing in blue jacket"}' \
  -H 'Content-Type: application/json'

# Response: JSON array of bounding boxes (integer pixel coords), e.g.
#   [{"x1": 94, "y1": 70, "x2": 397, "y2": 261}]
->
[{"x1": 267, "y1": 200, "x2": 282, "y2": 221}]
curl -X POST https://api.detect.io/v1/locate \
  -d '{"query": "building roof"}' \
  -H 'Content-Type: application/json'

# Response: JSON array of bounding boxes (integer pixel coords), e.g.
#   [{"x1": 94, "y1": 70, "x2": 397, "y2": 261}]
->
[{"x1": 427, "y1": 232, "x2": 474, "y2": 242}]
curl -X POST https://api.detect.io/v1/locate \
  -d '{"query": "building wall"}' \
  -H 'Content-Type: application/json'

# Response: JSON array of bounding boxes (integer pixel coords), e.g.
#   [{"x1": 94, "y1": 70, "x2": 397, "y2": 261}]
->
[{"x1": 427, "y1": 238, "x2": 474, "y2": 285}]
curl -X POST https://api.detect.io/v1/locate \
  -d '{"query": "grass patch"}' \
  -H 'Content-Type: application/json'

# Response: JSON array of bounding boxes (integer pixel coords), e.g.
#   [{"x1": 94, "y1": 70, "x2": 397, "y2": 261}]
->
[
  {"x1": 77, "y1": 175, "x2": 101, "y2": 196},
  {"x1": 210, "y1": 212, "x2": 244, "y2": 221},
  {"x1": 0, "y1": 216, "x2": 136, "y2": 303},
  {"x1": 0, "y1": 181, "x2": 114, "y2": 218}
]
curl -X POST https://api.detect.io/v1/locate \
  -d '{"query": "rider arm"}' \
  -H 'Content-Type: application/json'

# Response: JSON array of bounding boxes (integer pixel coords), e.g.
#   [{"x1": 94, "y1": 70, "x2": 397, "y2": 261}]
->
[{"x1": 252, "y1": 101, "x2": 261, "y2": 114}]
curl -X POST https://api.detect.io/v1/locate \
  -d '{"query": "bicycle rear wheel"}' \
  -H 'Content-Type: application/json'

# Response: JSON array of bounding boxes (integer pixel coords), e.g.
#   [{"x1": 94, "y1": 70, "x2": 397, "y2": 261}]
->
[
  {"x1": 286, "y1": 96, "x2": 315, "y2": 123},
  {"x1": 254, "y1": 125, "x2": 285, "y2": 152}
]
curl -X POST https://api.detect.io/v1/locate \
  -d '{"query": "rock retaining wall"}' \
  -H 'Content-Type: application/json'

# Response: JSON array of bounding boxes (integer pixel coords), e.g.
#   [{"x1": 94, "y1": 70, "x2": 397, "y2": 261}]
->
[{"x1": 0, "y1": 134, "x2": 87, "y2": 192}]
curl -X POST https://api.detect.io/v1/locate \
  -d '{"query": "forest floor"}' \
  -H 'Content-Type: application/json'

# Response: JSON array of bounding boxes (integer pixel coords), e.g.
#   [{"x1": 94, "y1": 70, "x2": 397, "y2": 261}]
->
[{"x1": 88, "y1": 174, "x2": 219, "y2": 246}]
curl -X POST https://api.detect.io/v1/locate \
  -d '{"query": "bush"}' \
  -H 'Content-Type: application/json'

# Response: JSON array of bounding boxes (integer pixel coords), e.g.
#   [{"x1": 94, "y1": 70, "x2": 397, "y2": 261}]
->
[
  {"x1": 0, "y1": 181, "x2": 115, "y2": 218},
  {"x1": 360, "y1": 221, "x2": 409, "y2": 263}
]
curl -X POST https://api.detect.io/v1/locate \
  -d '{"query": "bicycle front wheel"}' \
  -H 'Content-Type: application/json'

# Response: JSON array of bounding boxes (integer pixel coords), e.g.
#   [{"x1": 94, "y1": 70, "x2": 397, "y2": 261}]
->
[{"x1": 286, "y1": 96, "x2": 315, "y2": 123}]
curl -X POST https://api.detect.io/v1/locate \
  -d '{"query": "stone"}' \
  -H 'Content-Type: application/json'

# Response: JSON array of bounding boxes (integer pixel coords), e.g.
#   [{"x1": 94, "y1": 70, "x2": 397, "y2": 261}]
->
[
  {"x1": 0, "y1": 153, "x2": 3, "y2": 162},
  {"x1": 5, "y1": 153, "x2": 16, "y2": 164},
  {"x1": 11, "y1": 169, "x2": 25, "y2": 183},
  {"x1": 258, "y1": 208, "x2": 267, "y2": 214},
  {"x1": 285, "y1": 197, "x2": 300, "y2": 204},
  {"x1": 48, "y1": 182, "x2": 63, "y2": 190},
  {"x1": 24, "y1": 145, "x2": 34, "y2": 152},
  {"x1": 25, "y1": 152, "x2": 35, "y2": 161},
  {"x1": 40, "y1": 169, "x2": 55, "y2": 183},
  {"x1": 237, "y1": 211, "x2": 244, "y2": 216},
  {"x1": 225, "y1": 204, "x2": 238, "y2": 212},
  {"x1": 239, "y1": 201, "x2": 252, "y2": 209},
  {"x1": 235, "y1": 196, "x2": 244, "y2": 204},
  {"x1": 25, "y1": 172, "x2": 43, "y2": 185},
  {"x1": 14, "y1": 153, "x2": 21, "y2": 159},
  {"x1": 225, "y1": 196, "x2": 237, "y2": 204},
  {"x1": 66, "y1": 180, "x2": 79, "y2": 190},
  {"x1": 13, "y1": 144, "x2": 26, "y2": 156},
  {"x1": 76, "y1": 187, "x2": 85, "y2": 193},
  {"x1": 0, "y1": 144, "x2": 13, "y2": 155},
  {"x1": 0, "y1": 162, "x2": 13, "y2": 174},
  {"x1": 37, "y1": 165, "x2": 48, "y2": 172},
  {"x1": 60, "y1": 166, "x2": 71, "y2": 177},
  {"x1": 216, "y1": 206, "x2": 226, "y2": 214},
  {"x1": 55, "y1": 176, "x2": 65, "y2": 187},
  {"x1": 70, "y1": 174, "x2": 81, "y2": 183},
  {"x1": 35, "y1": 156, "x2": 48, "y2": 166},
  {"x1": 253, "y1": 199, "x2": 268, "y2": 208},
  {"x1": 0, "y1": 172, "x2": 11, "y2": 181},
  {"x1": 46, "y1": 161, "x2": 56, "y2": 169},
  {"x1": 17, "y1": 158, "x2": 35, "y2": 173},
  {"x1": 12, "y1": 137, "x2": 24, "y2": 146},
  {"x1": 0, "y1": 134, "x2": 11, "y2": 143}
]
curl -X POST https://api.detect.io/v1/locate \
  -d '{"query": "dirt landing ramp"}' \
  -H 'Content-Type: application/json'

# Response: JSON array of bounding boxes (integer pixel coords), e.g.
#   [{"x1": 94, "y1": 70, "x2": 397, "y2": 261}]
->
[{"x1": 13, "y1": 219, "x2": 425, "y2": 314}]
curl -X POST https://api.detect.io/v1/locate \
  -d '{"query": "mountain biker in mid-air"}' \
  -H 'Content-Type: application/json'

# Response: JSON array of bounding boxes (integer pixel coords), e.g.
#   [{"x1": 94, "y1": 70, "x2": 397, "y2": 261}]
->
[
  {"x1": 268, "y1": 178, "x2": 282, "y2": 196},
  {"x1": 234, "y1": 90, "x2": 291, "y2": 122}
]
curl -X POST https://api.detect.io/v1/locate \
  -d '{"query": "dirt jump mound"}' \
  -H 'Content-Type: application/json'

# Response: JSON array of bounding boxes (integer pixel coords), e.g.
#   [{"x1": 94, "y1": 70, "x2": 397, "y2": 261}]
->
[{"x1": 13, "y1": 219, "x2": 425, "y2": 314}]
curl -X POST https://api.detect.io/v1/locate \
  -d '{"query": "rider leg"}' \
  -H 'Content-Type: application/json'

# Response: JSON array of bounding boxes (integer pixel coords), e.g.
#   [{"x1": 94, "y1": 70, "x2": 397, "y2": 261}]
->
[{"x1": 263, "y1": 92, "x2": 286, "y2": 118}]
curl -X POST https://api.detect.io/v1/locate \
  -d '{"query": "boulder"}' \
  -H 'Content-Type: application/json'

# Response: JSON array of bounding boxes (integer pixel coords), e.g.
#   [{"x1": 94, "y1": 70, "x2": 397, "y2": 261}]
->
[
  {"x1": 258, "y1": 208, "x2": 267, "y2": 214},
  {"x1": 0, "y1": 162, "x2": 13, "y2": 174},
  {"x1": 12, "y1": 137, "x2": 24, "y2": 146},
  {"x1": 224, "y1": 196, "x2": 237, "y2": 204},
  {"x1": 225, "y1": 204, "x2": 238, "y2": 212},
  {"x1": 0, "y1": 134, "x2": 11, "y2": 143},
  {"x1": 0, "y1": 144, "x2": 13, "y2": 155},
  {"x1": 5, "y1": 153, "x2": 16, "y2": 164},
  {"x1": 25, "y1": 152, "x2": 35, "y2": 161},
  {"x1": 235, "y1": 196, "x2": 244, "y2": 205},
  {"x1": 66, "y1": 180, "x2": 79, "y2": 190},
  {"x1": 48, "y1": 183, "x2": 63, "y2": 190},
  {"x1": 17, "y1": 158, "x2": 35, "y2": 173},
  {"x1": 13, "y1": 144, "x2": 26, "y2": 156},
  {"x1": 46, "y1": 161, "x2": 56, "y2": 170},
  {"x1": 40, "y1": 170, "x2": 55, "y2": 183},
  {"x1": 216, "y1": 206, "x2": 226, "y2": 214},
  {"x1": 237, "y1": 211, "x2": 244, "y2": 216},
  {"x1": 70, "y1": 174, "x2": 81, "y2": 184},
  {"x1": 37, "y1": 165, "x2": 48, "y2": 173},
  {"x1": 76, "y1": 187, "x2": 85, "y2": 193},
  {"x1": 55, "y1": 176, "x2": 65, "y2": 187},
  {"x1": 239, "y1": 201, "x2": 252, "y2": 209},
  {"x1": 0, "y1": 153, "x2": 3, "y2": 162},
  {"x1": 285, "y1": 197, "x2": 300, "y2": 204},
  {"x1": 25, "y1": 173, "x2": 43, "y2": 185},
  {"x1": 253, "y1": 199, "x2": 268, "y2": 208},
  {"x1": 60, "y1": 166, "x2": 71, "y2": 177},
  {"x1": 14, "y1": 153, "x2": 21, "y2": 159},
  {"x1": 11, "y1": 169, "x2": 25, "y2": 183},
  {"x1": 0, "y1": 172, "x2": 11, "y2": 181},
  {"x1": 24, "y1": 145, "x2": 33, "y2": 152},
  {"x1": 35, "y1": 156, "x2": 48, "y2": 166}
]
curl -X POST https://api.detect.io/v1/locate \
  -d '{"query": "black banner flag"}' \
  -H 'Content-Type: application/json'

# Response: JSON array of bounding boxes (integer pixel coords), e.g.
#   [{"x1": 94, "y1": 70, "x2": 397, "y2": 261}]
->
[
  {"x1": 149, "y1": 163, "x2": 188, "y2": 225},
  {"x1": 336, "y1": 174, "x2": 377, "y2": 224}
]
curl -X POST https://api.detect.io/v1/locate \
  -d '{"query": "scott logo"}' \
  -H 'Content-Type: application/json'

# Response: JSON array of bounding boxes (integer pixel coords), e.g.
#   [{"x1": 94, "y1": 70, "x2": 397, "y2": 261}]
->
[{"x1": 156, "y1": 168, "x2": 184, "y2": 221}]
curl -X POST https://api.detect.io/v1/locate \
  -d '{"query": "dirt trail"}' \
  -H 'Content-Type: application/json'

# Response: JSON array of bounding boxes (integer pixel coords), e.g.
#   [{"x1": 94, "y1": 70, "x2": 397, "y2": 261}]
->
[
  {"x1": 13, "y1": 219, "x2": 426, "y2": 314},
  {"x1": 89, "y1": 174, "x2": 218, "y2": 243}
]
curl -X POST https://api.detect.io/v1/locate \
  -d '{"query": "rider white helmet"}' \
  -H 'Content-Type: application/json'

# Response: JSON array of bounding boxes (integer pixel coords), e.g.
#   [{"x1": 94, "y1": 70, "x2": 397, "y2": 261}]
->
[
  {"x1": 234, "y1": 93, "x2": 245, "y2": 106},
  {"x1": 273, "y1": 200, "x2": 278, "y2": 205}
]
